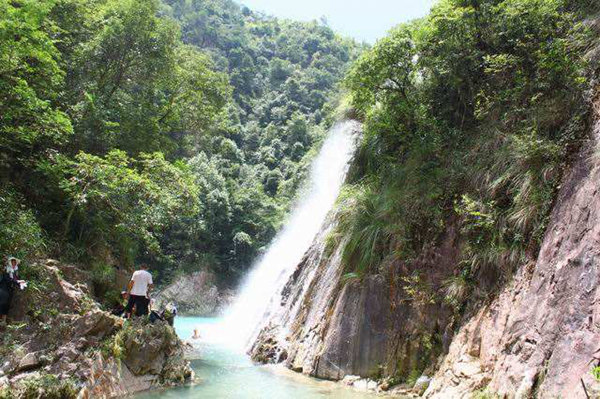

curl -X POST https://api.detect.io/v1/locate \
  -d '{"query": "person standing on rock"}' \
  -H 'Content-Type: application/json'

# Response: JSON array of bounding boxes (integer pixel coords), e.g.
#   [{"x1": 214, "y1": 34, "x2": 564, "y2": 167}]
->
[
  {"x1": 0, "y1": 257, "x2": 26, "y2": 326},
  {"x1": 125, "y1": 264, "x2": 153, "y2": 317}
]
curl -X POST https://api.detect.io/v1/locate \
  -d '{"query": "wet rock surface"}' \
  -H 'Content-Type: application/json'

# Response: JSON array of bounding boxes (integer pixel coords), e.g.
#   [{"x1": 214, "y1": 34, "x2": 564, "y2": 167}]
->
[{"x1": 250, "y1": 215, "x2": 458, "y2": 385}]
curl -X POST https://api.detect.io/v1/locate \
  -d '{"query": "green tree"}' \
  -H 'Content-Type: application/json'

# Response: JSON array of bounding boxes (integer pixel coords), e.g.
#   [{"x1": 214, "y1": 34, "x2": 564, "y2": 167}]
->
[{"x1": 0, "y1": 0, "x2": 72, "y2": 176}]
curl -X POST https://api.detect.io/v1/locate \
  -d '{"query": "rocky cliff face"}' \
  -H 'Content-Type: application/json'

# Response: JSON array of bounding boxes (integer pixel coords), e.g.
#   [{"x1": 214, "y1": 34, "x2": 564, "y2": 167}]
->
[
  {"x1": 250, "y1": 214, "x2": 459, "y2": 388},
  {"x1": 424, "y1": 95, "x2": 600, "y2": 398},
  {"x1": 251, "y1": 71, "x2": 600, "y2": 399},
  {"x1": 155, "y1": 270, "x2": 235, "y2": 316},
  {"x1": 0, "y1": 260, "x2": 192, "y2": 398}
]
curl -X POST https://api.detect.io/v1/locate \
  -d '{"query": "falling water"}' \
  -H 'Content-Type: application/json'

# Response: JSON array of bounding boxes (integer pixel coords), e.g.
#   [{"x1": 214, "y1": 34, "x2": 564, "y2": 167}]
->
[{"x1": 205, "y1": 120, "x2": 360, "y2": 350}]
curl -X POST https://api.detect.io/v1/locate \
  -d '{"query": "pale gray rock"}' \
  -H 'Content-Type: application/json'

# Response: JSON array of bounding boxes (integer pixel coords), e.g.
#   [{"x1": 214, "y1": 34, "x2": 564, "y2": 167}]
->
[
  {"x1": 16, "y1": 352, "x2": 41, "y2": 372},
  {"x1": 155, "y1": 270, "x2": 235, "y2": 316},
  {"x1": 412, "y1": 375, "x2": 431, "y2": 395}
]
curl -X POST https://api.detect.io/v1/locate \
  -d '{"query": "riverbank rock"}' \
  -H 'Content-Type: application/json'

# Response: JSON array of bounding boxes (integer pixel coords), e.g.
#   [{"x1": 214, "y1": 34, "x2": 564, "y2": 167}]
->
[
  {"x1": 155, "y1": 270, "x2": 235, "y2": 316},
  {"x1": 0, "y1": 259, "x2": 192, "y2": 399},
  {"x1": 412, "y1": 375, "x2": 431, "y2": 395},
  {"x1": 80, "y1": 319, "x2": 192, "y2": 398}
]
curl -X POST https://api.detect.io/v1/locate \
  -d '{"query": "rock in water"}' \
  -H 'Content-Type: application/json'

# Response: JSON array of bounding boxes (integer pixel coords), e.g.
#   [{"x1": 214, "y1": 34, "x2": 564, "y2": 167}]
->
[
  {"x1": 81, "y1": 319, "x2": 193, "y2": 398},
  {"x1": 413, "y1": 375, "x2": 431, "y2": 395}
]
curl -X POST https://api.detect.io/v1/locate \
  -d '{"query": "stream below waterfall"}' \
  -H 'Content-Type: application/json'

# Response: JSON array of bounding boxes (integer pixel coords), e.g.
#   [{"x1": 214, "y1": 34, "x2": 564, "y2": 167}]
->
[
  {"x1": 137, "y1": 121, "x2": 372, "y2": 398},
  {"x1": 134, "y1": 317, "x2": 379, "y2": 399}
]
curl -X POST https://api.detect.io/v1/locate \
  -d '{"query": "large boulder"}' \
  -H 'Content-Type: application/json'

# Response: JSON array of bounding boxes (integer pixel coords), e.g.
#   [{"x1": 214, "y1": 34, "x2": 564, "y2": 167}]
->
[
  {"x1": 155, "y1": 270, "x2": 235, "y2": 316},
  {"x1": 121, "y1": 319, "x2": 192, "y2": 382},
  {"x1": 79, "y1": 320, "x2": 192, "y2": 398},
  {"x1": 0, "y1": 260, "x2": 192, "y2": 399}
]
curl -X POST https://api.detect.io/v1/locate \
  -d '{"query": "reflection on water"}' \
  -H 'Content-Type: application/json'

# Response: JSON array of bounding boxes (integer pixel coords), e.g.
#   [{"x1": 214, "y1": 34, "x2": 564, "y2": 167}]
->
[{"x1": 134, "y1": 317, "x2": 380, "y2": 399}]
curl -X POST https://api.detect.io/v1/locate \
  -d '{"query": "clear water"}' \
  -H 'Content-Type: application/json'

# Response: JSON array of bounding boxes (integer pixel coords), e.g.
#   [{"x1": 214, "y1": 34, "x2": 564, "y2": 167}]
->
[{"x1": 134, "y1": 317, "x2": 379, "y2": 399}]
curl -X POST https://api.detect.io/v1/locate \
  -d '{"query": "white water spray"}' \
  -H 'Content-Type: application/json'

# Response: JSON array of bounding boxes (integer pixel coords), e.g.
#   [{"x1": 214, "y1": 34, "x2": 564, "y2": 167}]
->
[{"x1": 201, "y1": 120, "x2": 360, "y2": 350}]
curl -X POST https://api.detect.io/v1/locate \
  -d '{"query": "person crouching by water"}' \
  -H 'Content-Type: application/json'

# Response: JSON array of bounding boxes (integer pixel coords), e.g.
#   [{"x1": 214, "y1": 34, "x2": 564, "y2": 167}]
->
[
  {"x1": 111, "y1": 290, "x2": 129, "y2": 317},
  {"x1": 0, "y1": 257, "x2": 26, "y2": 326},
  {"x1": 125, "y1": 264, "x2": 153, "y2": 318}
]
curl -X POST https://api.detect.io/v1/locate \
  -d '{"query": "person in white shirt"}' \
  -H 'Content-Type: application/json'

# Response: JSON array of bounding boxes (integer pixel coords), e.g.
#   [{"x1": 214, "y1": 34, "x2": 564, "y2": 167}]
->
[{"x1": 125, "y1": 264, "x2": 153, "y2": 317}]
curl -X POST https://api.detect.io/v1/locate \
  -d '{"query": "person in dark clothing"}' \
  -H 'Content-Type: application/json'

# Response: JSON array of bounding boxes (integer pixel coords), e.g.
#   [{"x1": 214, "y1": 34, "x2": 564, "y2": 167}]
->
[
  {"x1": 0, "y1": 257, "x2": 25, "y2": 325},
  {"x1": 111, "y1": 291, "x2": 129, "y2": 317}
]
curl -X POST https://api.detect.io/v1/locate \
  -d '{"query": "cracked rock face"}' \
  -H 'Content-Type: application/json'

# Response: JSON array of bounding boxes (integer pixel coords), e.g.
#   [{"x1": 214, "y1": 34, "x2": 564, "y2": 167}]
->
[{"x1": 250, "y1": 214, "x2": 458, "y2": 383}]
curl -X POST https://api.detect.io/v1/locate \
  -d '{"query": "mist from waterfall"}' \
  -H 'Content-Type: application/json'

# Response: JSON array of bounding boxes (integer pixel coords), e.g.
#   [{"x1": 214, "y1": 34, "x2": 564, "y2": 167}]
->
[{"x1": 202, "y1": 120, "x2": 360, "y2": 350}]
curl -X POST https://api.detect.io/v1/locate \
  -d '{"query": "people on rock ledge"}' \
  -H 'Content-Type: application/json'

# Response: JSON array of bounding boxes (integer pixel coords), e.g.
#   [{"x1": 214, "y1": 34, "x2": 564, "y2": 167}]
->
[
  {"x1": 0, "y1": 255, "x2": 177, "y2": 328},
  {"x1": 125, "y1": 263, "x2": 154, "y2": 318},
  {"x1": 110, "y1": 263, "x2": 177, "y2": 326}
]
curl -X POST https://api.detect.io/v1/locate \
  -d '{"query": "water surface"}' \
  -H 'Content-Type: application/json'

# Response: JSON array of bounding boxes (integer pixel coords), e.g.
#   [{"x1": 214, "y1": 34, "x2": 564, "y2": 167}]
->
[{"x1": 135, "y1": 317, "x2": 379, "y2": 399}]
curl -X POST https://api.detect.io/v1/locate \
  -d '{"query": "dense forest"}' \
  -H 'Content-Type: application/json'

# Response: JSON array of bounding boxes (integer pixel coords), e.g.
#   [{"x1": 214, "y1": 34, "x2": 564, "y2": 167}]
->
[
  {"x1": 0, "y1": 0, "x2": 361, "y2": 299},
  {"x1": 4, "y1": 0, "x2": 599, "y2": 317},
  {"x1": 4, "y1": 0, "x2": 600, "y2": 396},
  {"x1": 338, "y1": 0, "x2": 600, "y2": 311}
]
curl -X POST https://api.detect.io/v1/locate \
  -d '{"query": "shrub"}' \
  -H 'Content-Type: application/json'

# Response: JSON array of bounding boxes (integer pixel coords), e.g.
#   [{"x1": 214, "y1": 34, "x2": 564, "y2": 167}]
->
[
  {"x1": 0, "y1": 373, "x2": 78, "y2": 399},
  {"x1": 0, "y1": 188, "x2": 46, "y2": 259}
]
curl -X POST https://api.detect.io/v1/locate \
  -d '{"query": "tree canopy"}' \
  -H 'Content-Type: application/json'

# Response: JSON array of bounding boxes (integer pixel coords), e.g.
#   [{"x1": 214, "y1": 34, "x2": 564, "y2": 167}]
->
[
  {"x1": 0, "y1": 0, "x2": 361, "y2": 293},
  {"x1": 341, "y1": 0, "x2": 598, "y2": 299}
]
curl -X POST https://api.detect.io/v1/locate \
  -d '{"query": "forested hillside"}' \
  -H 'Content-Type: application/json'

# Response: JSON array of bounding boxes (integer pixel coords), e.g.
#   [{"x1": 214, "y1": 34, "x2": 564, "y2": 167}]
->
[
  {"x1": 160, "y1": 0, "x2": 363, "y2": 279},
  {"x1": 0, "y1": 0, "x2": 360, "y2": 304}
]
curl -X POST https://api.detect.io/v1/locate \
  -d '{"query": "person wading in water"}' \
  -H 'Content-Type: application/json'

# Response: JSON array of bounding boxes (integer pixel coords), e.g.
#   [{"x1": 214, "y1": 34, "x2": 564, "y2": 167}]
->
[{"x1": 125, "y1": 264, "x2": 153, "y2": 317}]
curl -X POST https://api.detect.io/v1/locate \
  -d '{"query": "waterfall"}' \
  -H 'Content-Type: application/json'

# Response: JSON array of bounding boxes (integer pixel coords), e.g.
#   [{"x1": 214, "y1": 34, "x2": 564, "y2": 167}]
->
[{"x1": 204, "y1": 120, "x2": 360, "y2": 350}]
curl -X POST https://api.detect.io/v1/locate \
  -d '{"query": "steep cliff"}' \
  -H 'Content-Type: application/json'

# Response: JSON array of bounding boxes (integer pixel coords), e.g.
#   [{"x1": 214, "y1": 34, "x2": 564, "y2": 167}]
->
[
  {"x1": 0, "y1": 260, "x2": 192, "y2": 398},
  {"x1": 251, "y1": 213, "x2": 460, "y2": 388},
  {"x1": 251, "y1": 53, "x2": 600, "y2": 399},
  {"x1": 251, "y1": 119, "x2": 600, "y2": 397},
  {"x1": 424, "y1": 93, "x2": 600, "y2": 398}
]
